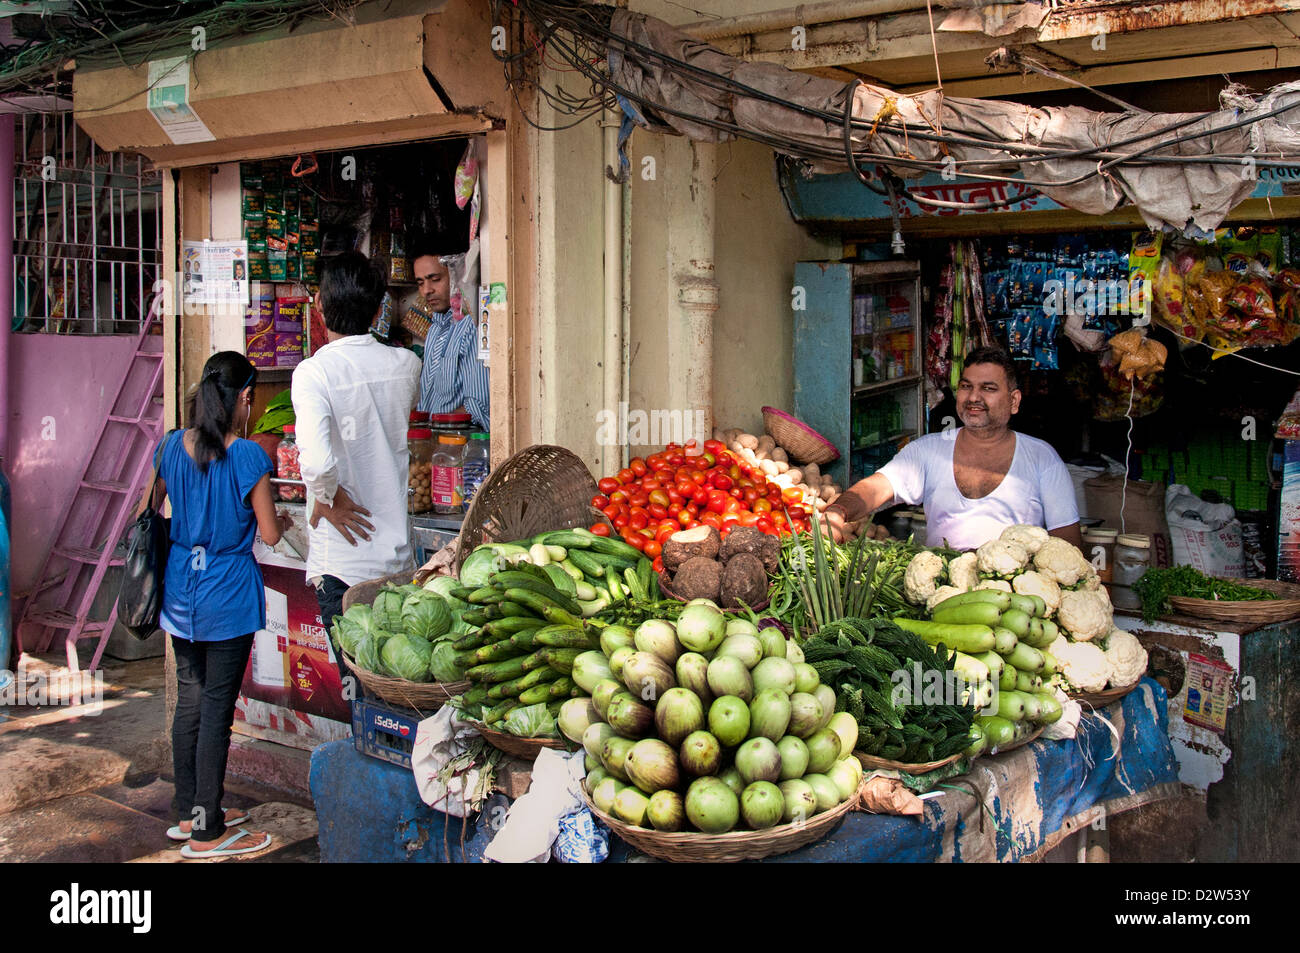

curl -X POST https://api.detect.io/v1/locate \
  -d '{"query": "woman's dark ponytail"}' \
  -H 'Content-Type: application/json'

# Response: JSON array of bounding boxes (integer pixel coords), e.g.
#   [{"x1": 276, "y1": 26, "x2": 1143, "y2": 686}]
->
[{"x1": 192, "y1": 352, "x2": 256, "y2": 472}]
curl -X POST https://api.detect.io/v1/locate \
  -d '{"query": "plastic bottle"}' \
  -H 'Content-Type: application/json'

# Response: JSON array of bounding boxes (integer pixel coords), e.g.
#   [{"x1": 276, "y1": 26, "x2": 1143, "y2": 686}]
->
[
  {"x1": 462, "y1": 433, "x2": 491, "y2": 506},
  {"x1": 431, "y1": 434, "x2": 467, "y2": 515}
]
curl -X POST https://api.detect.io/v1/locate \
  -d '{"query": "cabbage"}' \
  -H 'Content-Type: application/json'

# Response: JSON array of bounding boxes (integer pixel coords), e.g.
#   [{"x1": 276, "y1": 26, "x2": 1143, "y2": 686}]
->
[
  {"x1": 458, "y1": 543, "x2": 529, "y2": 588},
  {"x1": 401, "y1": 590, "x2": 452, "y2": 641},
  {"x1": 355, "y1": 629, "x2": 393, "y2": 674},
  {"x1": 502, "y1": 702, "x2": 557, "y2": 739},
  {"x1": 380, "y1": 633, "x2": 433, "y2": 682},
  {"x1": 422, "y1": 574, "x2": 470, "y2": 612},
  {"x1": 428, "y1": 640, "x2": 467, "y2": 683},
  {"x1": 333, "y1": 604, "x2": 374, "y2": 657},
  {"x1": 372, "y1": 588, "x2": 406, "y2": 631}
]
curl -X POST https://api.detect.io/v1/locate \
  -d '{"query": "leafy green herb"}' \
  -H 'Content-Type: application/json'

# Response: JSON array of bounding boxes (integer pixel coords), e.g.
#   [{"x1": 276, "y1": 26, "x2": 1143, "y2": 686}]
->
[{"x1": 1133, "y1": 566, "x2": 1276, "y2": 622}]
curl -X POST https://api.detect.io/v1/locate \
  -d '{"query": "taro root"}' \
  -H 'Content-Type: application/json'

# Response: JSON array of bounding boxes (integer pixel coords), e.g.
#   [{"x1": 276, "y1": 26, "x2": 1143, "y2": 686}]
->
[
  {"x1": 719, "y1": 526, "x2": 781, "y2": 573},
  {"x1": 673, "y1": 556, "x2": 723, "y2": 602},
  {"x1": 721, "y1": 553, "x2": 768, "y2": 609},
  {"x1": 662, "y1": 525, "x2": 722, "y2": 572}
]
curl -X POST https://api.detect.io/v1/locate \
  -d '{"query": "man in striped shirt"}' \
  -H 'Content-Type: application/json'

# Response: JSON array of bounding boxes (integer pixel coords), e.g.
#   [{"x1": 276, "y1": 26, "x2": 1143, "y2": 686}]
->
[{"x1": 412, "y1": 246, "x2": 490, "y2": 430}]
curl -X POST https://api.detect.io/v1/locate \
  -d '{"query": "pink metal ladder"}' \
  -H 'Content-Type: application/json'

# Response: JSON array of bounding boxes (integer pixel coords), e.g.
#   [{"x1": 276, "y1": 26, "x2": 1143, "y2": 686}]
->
[{"x1": 17, "y1": 313, "x2": 165, "y2": 671}]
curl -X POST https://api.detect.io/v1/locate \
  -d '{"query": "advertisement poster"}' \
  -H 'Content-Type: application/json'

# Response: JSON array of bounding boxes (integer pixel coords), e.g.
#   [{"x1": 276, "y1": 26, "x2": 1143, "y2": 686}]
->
[
  {"x1": 146, "y1": 56, "x2": 214, "y2": 145},
  {"x1": 1183, "y1": 653, "x2": 1234, "y2": 734},
  {"x1": 239, "y1": 562, "x2": 349, "y2": 724},
  {"x1": 183, "y1": 239, "x2": 250, "y2": 310},
  {"x1": 1279, "y1": 440, "x2": 1299, "y2": 583}
]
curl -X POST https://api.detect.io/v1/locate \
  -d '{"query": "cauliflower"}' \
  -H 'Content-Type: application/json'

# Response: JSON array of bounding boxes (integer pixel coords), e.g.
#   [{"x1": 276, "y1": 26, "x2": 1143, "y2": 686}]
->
[
  {"x1": 1033, "y1": 538, "x2": 1093, "y2": 588},
  {"x1": 975, "y1": 579, "x2": 1013, "y2": 592},
  {"x1": 1057, "y1": 589, "x2": 1113, "y2": 642},
  {"x1": 1050, "y1": 636, "x2": 1113, "y2": 693},
  {"x1": 976, "y1": 539, "x2": 1029, "y2": 579},
  {"x1": 947, "y1": 552, "x2": 979, "y2": 591},
  {"x1": 1012, "y1": 570, "x2": 1061, "y2": 615},
  {"x1": 926, "y1": 585, "x2": 965, "y2": 613},
  {"x1": 903, "y1": 551, "x2": 946, "y2": 605},
  {"x1": 1000, "y1": 524, "x2": 1050, "y2": 556},
  {"x1": 1103, "y1": 628, "x2": 1148, "y2": 688}
]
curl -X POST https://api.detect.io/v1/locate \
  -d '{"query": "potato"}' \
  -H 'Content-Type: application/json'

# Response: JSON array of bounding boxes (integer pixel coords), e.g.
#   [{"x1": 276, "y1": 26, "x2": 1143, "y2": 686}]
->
[
  {"x1": 829, "y1": 484, "x2": 842, "y2": 496},
  {"x1": 823, "y1": 491, "x2": 839, "y2": 505},
  {"x1": 756, "y1": 435, "x2": 776, "y2": 454},
  {"x1": 802, "y1": 462, "x2": 820, "y2": 483},
  {"x1": 771, "y1": 447, "x2": 788, "y2": 463},
  {"x1": 724, "y1": 428, "x2": 743, "y2": 444},
  {"x1": 775, "y1": 460, "x2": 789, "y2": 473},
  {"x1": 739, "y1": 447, "x2": 758, "y2": 465},
  {"x1": 713, "y1": 430, "x2": 728, "y2": 444},
  {"x1": 786, "y1": 468, "x2": 803, "y2": 485},
  {"x1": 754, "y1": 448, "x2": 769, "y2": 461},
  {"x1": 759, "y1": 459, "x2": 778, "y2": 476},
  {"x1": 730, "y1": 440, "x2": 746, "y2": 454},
  {"x1": 737, "y1": 433, "x2": 759, "y2": 450}
]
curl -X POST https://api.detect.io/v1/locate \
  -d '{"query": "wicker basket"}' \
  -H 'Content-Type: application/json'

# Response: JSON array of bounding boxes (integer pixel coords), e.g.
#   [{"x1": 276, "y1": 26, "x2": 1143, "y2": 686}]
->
[
  {"x1": 585, "y1": 782, "x2": 861, "y2": 862},
  {"x1": 761, "y1": 406, "x2": 840, "y2": 466},
  {"x1": 472, "y1": 723, "x2": 574, "y2": 761},
  {"x1": 340, "y1": 651, "x2": 469, "y2": 711},
  {"x1": 340, "y1": 571, "x2": 420, "y2": 613},
  {"x1": 987, "y1": 725, "x2": 1043, "y2": 756},
  {"x1": 656, "y1": 571, "x2": 771, "y2": 612},
  {"x1": 1069, "y1": 680, "x2": 1142, "y2": 708},
  {"x1": 455, "y1": 444, "x2": 609, "y2": 573},
  {"x1": 1166, "y1": 578, "x2": 1300, "y2": 625},
  {"x1": 855, "y1": 750, "x2": 964, "y2": 774}
]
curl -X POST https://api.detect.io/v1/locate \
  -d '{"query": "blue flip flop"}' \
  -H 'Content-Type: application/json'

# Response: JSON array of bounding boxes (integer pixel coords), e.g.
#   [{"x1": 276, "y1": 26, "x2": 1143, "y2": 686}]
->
[
  {"x1": 180, "y1": 827, "x2": 271, "y2": 859},
  {"x1": 166, "y1": 808, "x2": 252, "y2": 841}
]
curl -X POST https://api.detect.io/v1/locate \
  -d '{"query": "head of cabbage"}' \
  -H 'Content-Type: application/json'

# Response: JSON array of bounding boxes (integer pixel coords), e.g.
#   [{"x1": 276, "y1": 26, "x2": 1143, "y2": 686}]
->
[
  {"x1": 422, "y1": 574, "x2": 470, "y2": 612},
  {"x1": 428, "y1": 640, "x2": 467, "y2": 683},
  {"x1": 371, "y1": 588, "x2": 406, "y2": 632},
  {"x1": 355, "y1": 629, "x2": 393, "y2": 674},
  {"x1": 502, "y1": 702, "x2": 557, "y2": 739},
  {"x1": 332, "y1": 604, "x2": 374, "y2": 657},
  {"x1": 401, "y1": 590, "x2": 452, "y2": 641},
  {"x1": 380, "y1": 633, "x2": 433, "y2": 682}
]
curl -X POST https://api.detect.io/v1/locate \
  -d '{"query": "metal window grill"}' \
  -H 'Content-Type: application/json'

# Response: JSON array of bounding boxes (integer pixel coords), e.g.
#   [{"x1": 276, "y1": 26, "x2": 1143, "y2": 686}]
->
[{"x1": 11, "y1": 110, "x2": 162, "y2": 335}]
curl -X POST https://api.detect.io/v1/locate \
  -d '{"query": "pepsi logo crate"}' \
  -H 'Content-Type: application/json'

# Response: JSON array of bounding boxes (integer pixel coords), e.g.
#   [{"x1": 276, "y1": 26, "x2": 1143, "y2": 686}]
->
[{"x1": 350, "y1": 696, "x2": 423, "y2": 769}]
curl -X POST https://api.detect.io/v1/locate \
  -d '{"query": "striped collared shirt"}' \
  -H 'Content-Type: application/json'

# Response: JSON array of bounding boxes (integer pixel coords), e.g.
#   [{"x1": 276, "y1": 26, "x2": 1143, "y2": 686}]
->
[{"x1": 417, "y1": 308, "x2": 490, "y2": 430}]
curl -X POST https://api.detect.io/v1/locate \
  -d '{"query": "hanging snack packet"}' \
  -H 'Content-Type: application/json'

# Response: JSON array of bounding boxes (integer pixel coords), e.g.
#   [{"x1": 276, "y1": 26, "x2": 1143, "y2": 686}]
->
[
  {"x1": 1218, "y1": 227, "x2": 1258, "y2": 275},
  {"x1": 1256, "y1": 226, "x2": 1282, "y2": 275},
  {"x1": 1128, "y1": 230, "x2": 1163, "y2": 318}
]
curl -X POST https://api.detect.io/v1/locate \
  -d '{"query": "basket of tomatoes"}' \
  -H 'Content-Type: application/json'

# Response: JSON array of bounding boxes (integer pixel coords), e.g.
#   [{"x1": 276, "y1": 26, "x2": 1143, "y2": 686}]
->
[{"x1": 589, "y1": 440, "x2": 814, "y2": 577}]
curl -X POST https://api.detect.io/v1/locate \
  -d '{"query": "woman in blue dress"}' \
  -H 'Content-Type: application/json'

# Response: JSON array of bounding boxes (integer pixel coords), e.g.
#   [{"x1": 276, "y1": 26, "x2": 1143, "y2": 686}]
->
[{"x1": 143, "y1": 351, "x2": 291, "y2": 858}]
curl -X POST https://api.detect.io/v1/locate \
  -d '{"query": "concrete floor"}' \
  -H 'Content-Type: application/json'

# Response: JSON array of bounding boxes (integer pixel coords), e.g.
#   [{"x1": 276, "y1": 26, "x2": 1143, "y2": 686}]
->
[{"x1": 0, "y1": 652, "x2": 321, "y2": 863}]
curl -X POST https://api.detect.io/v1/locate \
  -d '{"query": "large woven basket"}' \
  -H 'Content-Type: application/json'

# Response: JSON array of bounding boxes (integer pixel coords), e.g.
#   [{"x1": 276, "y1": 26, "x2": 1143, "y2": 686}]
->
[
  {"x1": 1069, "y1": 679, "x2": 1142, "y2": 708},
  {"x1": 761, "y1": 406, "x2": 839, "y2": 466},
  {"x1": 340, "y1": 571, "x2": 418, "y2": 613},
  {"x1": 340, "y1": 651, "x2": 470, "y2": 711},
  {"x1": 1166, "y1": 578, "x2": 1300, "y2": 625},
  {"x1": 455, "y1": 444, "x2": 609, "y2": 573},
  {"x1": 584, "y1": 782, "x2": 861, "y2": 863},
  {"x1": 855, "y1": 750, "x2": 964, "y2": 774},
  {"x1": 986, "y1": 725, "x2": 1043, "y2": 756},
  {"x1": 472, "y1": 723, "x2": 574, "y2": 761}
]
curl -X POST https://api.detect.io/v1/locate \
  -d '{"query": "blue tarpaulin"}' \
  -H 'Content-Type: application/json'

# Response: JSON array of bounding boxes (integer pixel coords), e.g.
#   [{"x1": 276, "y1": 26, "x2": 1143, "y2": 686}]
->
[{"x1": 311, "y1": 679, "x2": 1179, "y2": 863}]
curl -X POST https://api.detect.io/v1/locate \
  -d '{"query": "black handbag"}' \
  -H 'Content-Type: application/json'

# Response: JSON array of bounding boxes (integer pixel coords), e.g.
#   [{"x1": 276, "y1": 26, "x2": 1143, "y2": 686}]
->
[{"x1": 117, "y1": 431, "x2": 177, "y2": 640}]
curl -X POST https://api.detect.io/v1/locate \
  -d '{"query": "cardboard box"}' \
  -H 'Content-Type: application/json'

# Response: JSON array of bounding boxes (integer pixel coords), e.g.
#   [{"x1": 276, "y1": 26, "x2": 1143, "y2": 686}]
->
[
  {"x1": 275, "y1": 332, "x2": 304, "y2": 367},
  {"x1": 274, "y1": 296, "x2": 308, "y2": 332}
]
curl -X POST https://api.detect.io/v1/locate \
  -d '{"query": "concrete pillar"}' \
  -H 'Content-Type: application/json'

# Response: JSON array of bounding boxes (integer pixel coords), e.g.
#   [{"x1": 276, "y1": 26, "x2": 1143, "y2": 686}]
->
[{"x1": 1, "y1": 112, "x2": 14, "y2": 460}]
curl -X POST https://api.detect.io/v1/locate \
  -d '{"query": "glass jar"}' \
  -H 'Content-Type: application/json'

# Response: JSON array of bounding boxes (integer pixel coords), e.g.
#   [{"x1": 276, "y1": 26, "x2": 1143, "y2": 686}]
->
[
  {"x1": 1110, "y1": 533, "x2": 1151, "y2": 610},
  {"x1": 431, "y1": 434, "x2": 467, "y2": 514},
  {"x1": 1082, "y1": 527, "x2": 1118, "y2": 583},
  {"x1": 409, "y1": 409, "x2": 430, "y2": 429},
  {"x1": 431, "y1": 411, "x2": 473, "y2": 440},
  {"x1": 462, "y1": 432, "x2": 491, "y2": 505},
  {"x1": 407, "y1": 427, "x2": 434, "y2": 513},
  {"x1": 276, "y1": 425, "x2": 304, "y2": 502}
]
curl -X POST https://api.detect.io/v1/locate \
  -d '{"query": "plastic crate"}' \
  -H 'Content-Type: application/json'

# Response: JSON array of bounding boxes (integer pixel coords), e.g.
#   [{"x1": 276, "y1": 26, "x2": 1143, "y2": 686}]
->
[{"x1": 351, "y1": 696, "x2": 424, "y2": 769}]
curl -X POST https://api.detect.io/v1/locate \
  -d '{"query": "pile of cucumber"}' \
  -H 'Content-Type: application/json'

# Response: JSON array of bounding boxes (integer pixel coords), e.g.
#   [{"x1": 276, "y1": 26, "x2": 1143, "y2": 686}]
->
[
  {"x1": 450, "y1": 531, "x2": 657, "y2": 729},
  {"x1": 893, "y1": 589, "x2": 1065, "y2": 756}
]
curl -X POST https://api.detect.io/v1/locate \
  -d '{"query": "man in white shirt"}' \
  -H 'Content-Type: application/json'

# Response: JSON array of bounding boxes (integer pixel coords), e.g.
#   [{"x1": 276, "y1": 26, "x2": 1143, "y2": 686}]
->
[
  {"x1": 292, "y1": 252, "x2": 422, "y2": 681},
  {"x1": 824, "y1": 346, "x2": 1082, "y2": 551}
]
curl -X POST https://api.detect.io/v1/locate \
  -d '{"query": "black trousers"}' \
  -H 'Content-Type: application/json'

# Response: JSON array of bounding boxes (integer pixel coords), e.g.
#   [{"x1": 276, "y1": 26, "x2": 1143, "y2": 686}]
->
[
  {"x1": 315, "y1": 574, "x2": 352, "y2": 693},
  {"x1": 170, "y1": 633, "x2": 254, "y2": 843}
]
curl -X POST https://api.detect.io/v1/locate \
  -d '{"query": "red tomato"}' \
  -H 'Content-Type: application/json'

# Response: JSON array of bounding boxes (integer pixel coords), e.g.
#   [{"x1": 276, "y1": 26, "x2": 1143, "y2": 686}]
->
[
  {"x1": 738, "y1": 511, "x2": 760, "y2": 527},
  {"x1": 591, "y1": 494, "x2": 610, "y2": 509},
  {"x1": 613, "y1": 514, "x2": 630, "y2": 530},
  {"x1": 648, "y1": 455, "x2": 670, "y2": 472},
  {"x1": 666, "y1": 489, "x2": 685, "y2": 506},
  {"x1": 678, "y1": 510, "x2": 693, "y2": 527},
  {"x1": 643, "y1": 540, "x2": 662, "y2": 559},
  {"x1": 687, "y1": 502, "x2": 700, "y2": 517},
  {"x1": 610, "y1": 489, "x2": 629, "y2": 504},
  {"x1": 723, "y1": 497, "x2": 742, "y2": 515},
  {"x1": 630, "y1": 457, "x2": 648, "y2": 477},
  {"x1": 787, "y1": 505, "x2": 807, "y2": 520},
  {"x1": 630, "y1": 492, "x2": 650, "y2": 508},
  {"x1": 756, "y1": 516, "x2": 776, "y2": 534},
  {"x1": 656, "y1": 523, "x2": 677, "y2": 543},
  {"x1": 742, "y1": 488, "x2": 760, "y2": 504},
  {"x1": 753, "y1": 498, "x2": 772, "y2": 513},
  {"x1": 589, "y1": 522, "x2": 611, "y2": 536},
  {"x1": 617, "y1": 468, "x2": 635, "y2": 485},
  {"x1": 722, "y1": 515, "x2": 741, "y2": 529},
  {"x1": 690, "y1": 469, "x2": 708, "y2": 485},
  {"x1": 782, "y1": 487, "x2": 804, "y2": 504},
  {"x1": 648, "y1": 489, "x2": 670, "y2": 508},
  {"x1": 692, "y1": 488, "x2": 710, "y2": 505},
  {"x1": 707, "y1": 491, "x2": 729, "y2": 514},
  {"x1": 598, "y1": 477, "x2": 620, "y2": 495},
  {"x1": 623, "y1": 532, "x2": 646, "y2": 551},
  {"x1": 729, "y1": 488, "x2": 744, "y2": 499},
  {"x1": 701, "y1": 452, "x2": 717, "y2": 468},
  {"x1": 652, "y1": 556, "x2": 665, "y2": 574},
  {"x1": 649, "y1": 503, "x2": 669, "y2": 520},
  {"x1": 701, "y1": 511, "x2": 724, "y2": 530},
  {"x1": 602, "y1": 504, "x2": 621, "y2": 521},
  {"x1": 704, "y1": 439, "x2": 725, "y2": 454},
  {"x1": 675, "y1": 480, "x2": 697, "y2": 498},
  {"x1": 729, "y1": 464, "x2": 741, "y2": 480},
  {"x1": 629, "y1": 511, "x2": 649, "y2": 530},
  {"x1": 666, "y1": 443, "x2": 682, "y2": 452},
  {"x1": 772, "y1": 512, "x2": 789, "y2": 527},
  {"x1": 668, "y1": 503, "x2": 684, "y2": 518},
  {"x1": 710, "y1": 472, "x2": 733, "y2": 491},
  {"x1": 666, "y1": 453, "x2": 685, "y2": 467}
]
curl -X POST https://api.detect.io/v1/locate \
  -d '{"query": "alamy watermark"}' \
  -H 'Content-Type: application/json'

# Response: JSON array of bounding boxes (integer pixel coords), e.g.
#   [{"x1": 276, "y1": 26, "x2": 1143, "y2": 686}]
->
[
  {"x1": 0, "y1": 662, "x2": 105, "y2": 713},
  {"x1": 594, "y1": 404, "x2": 709, "y2": 449}
]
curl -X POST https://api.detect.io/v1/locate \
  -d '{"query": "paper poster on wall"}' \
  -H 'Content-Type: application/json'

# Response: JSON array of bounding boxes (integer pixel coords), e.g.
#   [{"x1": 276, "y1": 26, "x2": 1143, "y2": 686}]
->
[
  {"x1": 147, "y1": 57, "x2": 215, "y2": 145},
  {"x1": 1183, "y1": 653, "x2": 1234, "y2": 734},
  {"x1": 183, "y1": 240, "x2": 250, "y2": 310},
  {"x1": 477, "y1": 285, "x2": 490, "y2": 362}
]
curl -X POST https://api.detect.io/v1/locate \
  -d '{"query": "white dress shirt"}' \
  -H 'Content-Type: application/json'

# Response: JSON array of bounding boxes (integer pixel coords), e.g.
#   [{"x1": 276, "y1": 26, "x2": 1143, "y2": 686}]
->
[{"x1": 291, "y1": 334, "x2": 422, "y2": 587}]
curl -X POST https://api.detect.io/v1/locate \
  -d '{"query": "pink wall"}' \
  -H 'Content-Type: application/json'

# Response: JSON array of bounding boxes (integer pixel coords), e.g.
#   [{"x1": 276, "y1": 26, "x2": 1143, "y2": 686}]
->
[{"x1": 8, "y1": 334, "x2": 139, "y2": 595}]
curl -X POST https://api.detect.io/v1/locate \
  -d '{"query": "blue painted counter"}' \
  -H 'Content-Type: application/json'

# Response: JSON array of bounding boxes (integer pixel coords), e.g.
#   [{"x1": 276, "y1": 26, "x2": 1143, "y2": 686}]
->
[{"x1": 311, "y1": 679, "x2": 1179, "y2": 863}]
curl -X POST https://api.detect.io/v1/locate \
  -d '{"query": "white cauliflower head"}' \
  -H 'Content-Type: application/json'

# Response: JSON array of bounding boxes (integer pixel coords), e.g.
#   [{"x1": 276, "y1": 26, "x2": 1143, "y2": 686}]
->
[
  {"x1": 975, "y1": 579, "x2": 1013, "y2": 592},
  {"x1": 1000, "y1": 524, "x2": 1050, "y2": 556},
  {"x1": 1033, "y1": 538, "x2": 1093, "y2": 588},
  {"x1": 926, "y1": 585, "x2": 965, "y2": 613},
  {"x1": 947, "y1": 552, "x2": 980, "y2": 591},
  {"x1": 1012, "y1": 570, "x2": 1061, "y2": 615},
  {"x1": 976, "y1": 539, "x2": 1029, "y2": 579},
  {"x1": 1057, "y1": 589, "x2": 1113, "y2": 642},
  {"x1": 903, "y1": 551, "x2": 946, "y2": 605},
  {"x1": 1103, "y1": 628, "x2": 1148, "y2": 688},
  {"x1": 1051, "y1": 636, "x2": 1113, "y2": 693}
]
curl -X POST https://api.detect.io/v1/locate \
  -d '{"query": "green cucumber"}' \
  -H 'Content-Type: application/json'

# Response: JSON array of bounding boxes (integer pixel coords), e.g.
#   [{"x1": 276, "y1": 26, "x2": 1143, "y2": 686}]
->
[
  {"x1": 503, "y1": 586, "x2": 584, "y2": 621},
  {"x1": 518, "y1": 676, "x2": 575, "y2": 705},
  {"x1": 467, "y1": 655, "x2": 530, "y2": 684},
  {"x1": 467, "y1": 587, "x2": 504, "y2": 605},
  {"x1": 487, "y1": 666, "x2": 563, "y2": 700},
  {"x1": 558, "y1": 559, "x2": 585, "y2": 582},
  {"x1": 585, "y1": 537, "x2": 643, "y2": 560},
  {"x1": 538, "y1": 531, "x2": 593, "y2": 549},
  {"x1": 535, "y1": 626, "x2": 600, "y2": 649},
  {"x1": 567, "y1": 549, "x2": 606, "y2": 578},
  {"x1": 542, "y1": 647, "x2": 586, "y2": 674},
  {"x1": 472, "y1": 638, "x2": 526, "y2": 665}
]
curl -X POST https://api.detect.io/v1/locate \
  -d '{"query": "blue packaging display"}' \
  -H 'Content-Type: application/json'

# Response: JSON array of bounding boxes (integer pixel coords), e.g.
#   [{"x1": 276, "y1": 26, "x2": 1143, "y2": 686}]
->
[{"x1": 553, "y1": 808, "x2": 609, "y2": 863}]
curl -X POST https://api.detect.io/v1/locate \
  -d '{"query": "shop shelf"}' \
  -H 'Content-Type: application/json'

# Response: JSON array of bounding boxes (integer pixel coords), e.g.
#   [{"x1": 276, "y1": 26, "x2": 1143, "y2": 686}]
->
[{"x1": 852, "y1": 374, "x2": 921, "y2": 397}]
